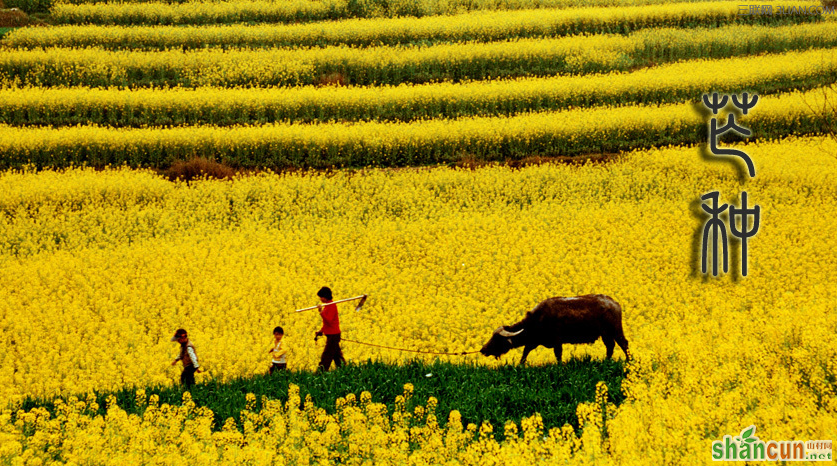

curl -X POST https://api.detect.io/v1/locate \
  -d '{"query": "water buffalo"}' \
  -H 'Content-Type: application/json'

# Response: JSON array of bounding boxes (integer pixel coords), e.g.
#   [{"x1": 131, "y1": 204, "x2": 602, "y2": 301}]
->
[{"x1": 480, "y1": 294, "x2": 629, "y2": 364}]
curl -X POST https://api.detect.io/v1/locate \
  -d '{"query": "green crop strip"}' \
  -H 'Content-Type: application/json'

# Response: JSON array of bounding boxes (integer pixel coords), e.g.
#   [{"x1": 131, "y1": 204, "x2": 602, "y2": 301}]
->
[{"x1": 15, "y1": 359, "x2": 626, "y2": 441}]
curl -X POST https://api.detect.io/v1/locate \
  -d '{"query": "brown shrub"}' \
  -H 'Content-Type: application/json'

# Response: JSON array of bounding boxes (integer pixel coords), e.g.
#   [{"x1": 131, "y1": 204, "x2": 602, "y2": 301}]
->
[
  {"x1": 0, "y1": 8, "x2": 29, "y2": 27},
  {"x1": 164, "y1": 157, "x2": 236, "y2": 182},
  {"x1": 824, "y1": 0, "x2": 836, "y2": 7},
  {"x1": 314, "y1": 72, "x2": 347, "y2": 87}
]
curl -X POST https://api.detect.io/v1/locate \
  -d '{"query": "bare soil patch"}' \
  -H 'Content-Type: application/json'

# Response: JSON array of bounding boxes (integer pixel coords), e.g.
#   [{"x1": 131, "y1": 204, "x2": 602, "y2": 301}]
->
[
  {"x1": 454, "y1": 152, "x2": 626, "y2": 171},
  {"x1": 155, "y1": 151, "x2": 628, "y2": 183}
]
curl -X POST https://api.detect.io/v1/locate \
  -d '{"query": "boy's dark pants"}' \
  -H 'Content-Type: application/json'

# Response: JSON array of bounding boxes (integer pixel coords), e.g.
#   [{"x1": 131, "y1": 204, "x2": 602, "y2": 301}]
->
[
  {"x1": 181, "y1": 365, "x2": 196, "y2": 387},
  {"x1": 270, "y1": 363, "x2": 287, "y2": 374},
  {"x1": 318, "y1": 333, "x2": 345, "y2": 371}
]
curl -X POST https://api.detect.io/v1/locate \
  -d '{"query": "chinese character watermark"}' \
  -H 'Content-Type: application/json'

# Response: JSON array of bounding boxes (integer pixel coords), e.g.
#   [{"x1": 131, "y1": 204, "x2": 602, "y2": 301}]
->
[
  {"x1": 738, "y1": 4, "x2": 836, "y2": 15},
  {"x1": 702, "y1": 92, "x2": 757, "y2": 177},
  {"x1": 701, "y1": 191, "x2": 761, "y2": 277},
  {"x1": 699, "y1": 92, "x2": 761, "y2": 277}
]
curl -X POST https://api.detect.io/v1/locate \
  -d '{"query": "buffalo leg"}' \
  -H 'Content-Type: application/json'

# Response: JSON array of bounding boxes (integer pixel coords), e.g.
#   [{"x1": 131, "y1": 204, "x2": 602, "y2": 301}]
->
[
  {"x1": 520, "y1": 345, "x2": 535, "y2": 365},
  {"x1": 603, "y1": 335, "x2": 615, "y2": 360},
  {"x1": 616, "y1": 335, "x2": 630, "y2": 360},
  {"x1": 553, "y1": 345, "x2": 562, "y2": 363}
]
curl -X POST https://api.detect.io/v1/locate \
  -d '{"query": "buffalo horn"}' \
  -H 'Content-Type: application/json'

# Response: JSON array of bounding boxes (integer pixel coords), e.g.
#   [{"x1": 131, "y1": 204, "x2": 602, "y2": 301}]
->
[{"x1": 498, "y1": 328, "x2": 524, "y2": 338}]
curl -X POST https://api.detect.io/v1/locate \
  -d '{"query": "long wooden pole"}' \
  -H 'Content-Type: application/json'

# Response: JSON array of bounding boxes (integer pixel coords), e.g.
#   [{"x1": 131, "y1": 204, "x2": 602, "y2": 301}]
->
[{"x1": 294, "y1": 295, "x2": 367, "y2": 313}]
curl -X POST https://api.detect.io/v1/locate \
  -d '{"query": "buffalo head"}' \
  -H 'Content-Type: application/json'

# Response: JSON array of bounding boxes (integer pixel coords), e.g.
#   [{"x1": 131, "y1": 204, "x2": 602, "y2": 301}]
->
[{"x1": 480, "y1": 326, "x2": 524, "y2": 359}]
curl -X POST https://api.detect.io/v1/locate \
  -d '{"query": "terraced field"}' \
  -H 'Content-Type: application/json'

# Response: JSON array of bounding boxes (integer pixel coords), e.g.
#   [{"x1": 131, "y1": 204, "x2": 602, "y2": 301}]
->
[{"x1": 1, "y1": 0, "x2": 835, "y2": 169}]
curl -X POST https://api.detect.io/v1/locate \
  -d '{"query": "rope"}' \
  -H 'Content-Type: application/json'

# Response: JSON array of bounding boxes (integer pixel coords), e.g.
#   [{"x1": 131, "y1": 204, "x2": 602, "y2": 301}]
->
[{"x1": 341, "y1": 338, "x2": 480, "y2": 356}]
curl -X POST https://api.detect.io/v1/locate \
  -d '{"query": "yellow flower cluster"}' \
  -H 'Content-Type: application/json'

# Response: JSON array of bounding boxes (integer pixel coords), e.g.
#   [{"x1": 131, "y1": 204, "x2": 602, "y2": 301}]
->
[
  {"x1": 2, "y1": 48, "x2": 834, "y2": 126},
  {"x1": 0, "y1": 86, "x2": 832, "y2": 166},
  {"x1": 1, "y1": 136, "x2": 836, "y2": 464},
  {"x1": 1, "y1": 385, "x2": 596, "y2": 465},
  {"x1": 3, "y1": 21, "x2": 836, "y2": 87},
  {"x1": 4, "y1": 1, "x2": 785, "y2": 49}
]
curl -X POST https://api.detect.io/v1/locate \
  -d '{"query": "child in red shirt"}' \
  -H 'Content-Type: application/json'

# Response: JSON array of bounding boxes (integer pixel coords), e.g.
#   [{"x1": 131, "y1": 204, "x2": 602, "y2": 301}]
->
[{"x1": 315, "y1": 286, "x2": 345, "y2": 371}]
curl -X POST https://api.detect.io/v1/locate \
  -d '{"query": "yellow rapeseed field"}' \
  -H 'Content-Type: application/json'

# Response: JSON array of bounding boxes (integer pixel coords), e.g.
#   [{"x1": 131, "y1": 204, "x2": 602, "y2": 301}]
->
[
  {"x1": 48, "y1": 0, "x2": 709, "y2": 25},
  {"x1": 0, "y1": 86, "x2": 832, "y2": 166},
  {"x1": 2, "y1": 0, "x2": 837, "y2": 460},
  {"x1": 3, "y1": 48, "x2": 835, "y2": 126},
  {"x1": 1, "y1": 136, "x2": 836, "y2": 463},
  {"x1": 3, "y1": 1, "x2": 793, "y2": 49},
  {"x1": 4, "y1": 21, "x2": 837, "y2": 87}
]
